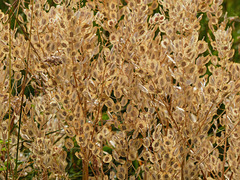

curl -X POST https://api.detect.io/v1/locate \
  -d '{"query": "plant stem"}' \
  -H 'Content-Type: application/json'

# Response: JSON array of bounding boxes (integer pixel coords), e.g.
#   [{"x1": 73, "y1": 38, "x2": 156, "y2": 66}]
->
[
  {"x1": 222, "y1": 128, "x2": 227, "y2": 180},
  {"x1": 14, "y1": 0, "x2": 34, "y2": 178},
  {"x1": 6, "y1": 7, "x2": 12, "y2": 180}
]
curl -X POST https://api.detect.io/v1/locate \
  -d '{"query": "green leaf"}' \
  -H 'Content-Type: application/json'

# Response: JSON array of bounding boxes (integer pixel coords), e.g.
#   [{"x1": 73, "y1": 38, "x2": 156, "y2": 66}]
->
[
  {"x1": 102, "y1": 113, "x2": 109, "y2": 120},
  {"x1": 0, "y1": 166, "x2": 7, "y2": 171},
  {"x1": 103, "y1": 146, "x2": 112, "y2": 153},
  {"x1": 132, "y1": 160, "x2": 139, "y2": 169}
]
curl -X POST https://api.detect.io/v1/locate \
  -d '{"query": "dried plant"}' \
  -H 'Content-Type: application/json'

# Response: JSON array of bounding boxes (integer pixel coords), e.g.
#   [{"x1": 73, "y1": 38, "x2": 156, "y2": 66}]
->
[{"x1": 0, "y1": 0, "x2": 240, "y2": 179}]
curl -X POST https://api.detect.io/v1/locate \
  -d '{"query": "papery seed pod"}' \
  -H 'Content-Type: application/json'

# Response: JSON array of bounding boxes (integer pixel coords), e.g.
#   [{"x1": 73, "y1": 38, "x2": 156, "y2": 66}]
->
[
  {"x1": 107, "y1": 19, "x2": 115, "y2": 27},
  {"x1": 83, "y1": 123, "x2": 92, "y2": 133},
  {"x1": 120, "y1": 96, "x2": 128, "y2": 107},
  {"x1": 65, "y1": 138, "x2": 74, "y2": 149},
  {"x1": 76, "y1": 134, "x2": 84, "y2": 144},
  {"x1": 114, "y1": 89, "x2": 122, "y2": 99},
  {"x1": 221, "y1": 84, "x2": 230, "y2": 91},
  {"x1": 235, "y1": 82, "x2": 240, "y2": 91},
  {"x1": 126, "y1": 103, "x2": 134, "y2": 113},
  {"x1": 152, "y1": 140, "x2": 160, "y2": 151},
  {"x1": 128, "y1": 0, "x2": 135, "y2": 10},
  {"x1": 105, "y1": 98, "x2": 114, "y2": 108},
  {"x1": 117, "y1": 172, "x2": 125, "y2": 180},
  {"x1": 112, "y1": 150, "x2": 120, "y2": 161},
  {"x1": 88, "y1": 141, "x2": 95, "y2": 151},
  {"x1": 96, "y1": 133, "x2": 104, "y2": 142},
  {"x1": 27, "y1": 129, "x2": 35, "y2": 138},
  {"x1": 103, "y1": 154, "x2": 112, "y2": 163},
  {"x1": 119, "y1": 150, "x2": 127, "y2": 157},
  {"x1": 158, "y1": 77, "x2": 166, "y2": 88},
  {"x1": 23, "y1": 142, "x2": 32, "y2": 149},
  {"x1": 226, "y1": 49, "x2": 235, "y2": 59},
  {"x1": 92, "y1": 147, "x2": 101, "y2": 156},
  {"x1": 14, "y1": 71, "x2": 22, "y2": 81},
  {"x1": 128, "y1": 150, "x2": 137, "y2": 161},
  {"x1": 186, "y1": 64, "x2": 196, "y2": 75},
  {"x1": 143, "y1": 137, "x2": 151, "y2": 148},
  {"x1": 113, "y1": 102, "x2": 121, "y2": 112},
  {"x1": 110, "y1": 11, "x2": 117, "y2": 20},
  {"x1": 59, "y1": 151, "x2": 67, "y2": 161},
  {"x1": 72, "y1": 121, "x2": 81, "y2": 129},
  {"x1": 150, "y1": 1, "x2": 158, "y2": 10},
  {"x1": 64, "y1": 127, "x2": 75, "y2": 137},
  {"x1": 234, "y1": 95, "x2": 240, "y2": 106},
  {"x1": 102, "y1": 126, "x2": 110, "y2": 136},
  {"x1": 197, "y1": 40, "x2": 208, "y2": 54},
  {"x1": 109, "y1": 2, "x2": 117, "y2": 10},
  {"x1": 164, "y1": 138, "x2": 173, "y2": 147},
  {"x1": 161, "y1": 38, "x2": 169, "y2": 49},
  {"x1": 143, "y1": 151, "x2": 151, "y2": 161},
  {"x1": 197, "y1": 66, "x2": 207, "y2": 76},
  {"x1": 75, "y1": 151, "x2": 82, "y2": 159}
]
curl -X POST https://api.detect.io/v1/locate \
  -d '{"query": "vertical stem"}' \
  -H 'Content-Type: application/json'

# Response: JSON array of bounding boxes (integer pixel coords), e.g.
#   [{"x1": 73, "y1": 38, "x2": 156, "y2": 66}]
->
[
  {"x1": 14, "y1": 0, "x2": 34, "y2": 178},
  {"x1": 6, "y1": 0, "x2": 21, "y2": 178},
  {"x1": 6, "y1": 8, "x2": 12, "y2": 180},
  {"x1": 222, "y1": 128, "x2": 227, "y2": 180},
  {"x1": 181, "y1": 158, "x2": 184, "y2": 180},
  {"x1": 83, "y1": 157, "x2": 89, "y2": 180},
  {"x1": 83, "y1": 97, "x2": 89, "y2": 180}
]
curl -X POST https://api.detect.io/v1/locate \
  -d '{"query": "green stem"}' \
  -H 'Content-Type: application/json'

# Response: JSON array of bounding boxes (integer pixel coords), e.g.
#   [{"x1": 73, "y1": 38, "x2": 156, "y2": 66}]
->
[{"x1": 14, "y1": 0, "x2": 34, "y2": 178}]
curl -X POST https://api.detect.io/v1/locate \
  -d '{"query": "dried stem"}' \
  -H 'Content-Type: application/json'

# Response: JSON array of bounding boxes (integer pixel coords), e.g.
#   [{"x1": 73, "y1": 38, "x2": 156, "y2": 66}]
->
[{"x1": 14, "y1": 0, "x2": 34, "y2": 177}]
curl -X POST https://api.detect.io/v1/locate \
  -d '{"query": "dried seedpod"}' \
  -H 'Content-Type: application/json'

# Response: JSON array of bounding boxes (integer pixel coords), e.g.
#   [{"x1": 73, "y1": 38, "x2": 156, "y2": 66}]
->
[
  {"x1": 64, "y1": 127, "x2": 76, "y2": 137},
  {"x1": 103, "y1": 154, "x2": 112, "y2": 163},
  {"x1": 65, "y1": 138, "x2": 74, "y2": 149},
  {"x1": 0, "y1": 0, "x2": 238, "y2": 179}
]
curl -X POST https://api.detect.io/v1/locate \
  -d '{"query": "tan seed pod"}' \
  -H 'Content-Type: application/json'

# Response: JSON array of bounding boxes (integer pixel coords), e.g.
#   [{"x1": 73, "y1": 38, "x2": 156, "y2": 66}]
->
[
  {"x1": 65, "y1": 138, "x2": 74, "y2": 149},
  {"x1": 109, "y1": 11, "x2": 117, "y2": 20},
  {"x1": 92, "y1": 147, "x2": 101, "y2": 156},
  {"x1": 152, "y1": 140, "x2": 160, "y2": 151},
  {"x1": 117, "y1": 172, "x2": 125, "y2": 180},
  {"x1": 226, "y1": 49, "x2": 235, "y2": 59},
  {"x1": 197, "y1": 66, "x2": 207, "y2": 76},
  {"x1": 210, "y1": 55, "x2": 218, "y2": 66},
  {"x1": 143, "y1": 151, "x2": 151, "y2": 161},
  {"x1": 150, "y1": 0, "x2": 158, "y2": 10},
  {"x1": 114, "y1": 89, "x2": 122, "y2": 99},
  {"x1": 76, "y1": 134, "x2": 85, "y2": 144},
  {"x1": 96, "y1": 133, "x2": 104, "y2": 141},
  {"x1": 64, "y1": 127, "x2": 76, "y2": 137},
  {"x1": 121, "y1": 96, "x2": 128, "y2": 107},
  {"x1": 112, "y1": 150, "x2": 120, "y2": 161},
  {"x1": 128, "y1": 150, "x2": 137, "y2": 161},
  {"x1": 73, "y1": 121, "x2": 81, "y2": 129},
  {"x1": 14, "y1": 71, "x2": 22, "y2": 81},
  {"x1": 235, "y1": 82, "x2": 240, "y2": 91},
  {"x1": 197, "y1": 40, "x2": 208, "y2": 54},
  {"x1": 113, "y1": 102, "x2": 121, "y2": 112},
  {"x1": 103, "y1": 154, "x2": 112, "y2": 163},
  {"x1": 83, "y1": 123, "x2": 92, "y2": 133},
  {"x1": 109, "y1": 2, "x2": 117, "y2": 10},
  {"x1": 164, "y1": 138, "x2": 173, "y2": 146},
  {"x1": 221, "y1": 84, "x2": 230, "y2": 92},
  {"x1": 88, "y1": 141, "x2": 95, "y2": 151},
  {"x1": 143, "y1": 137, "x2": 151, "y2": 148},
  {"x1": 105, "y1": 98, "x2": 114, "y2": 108}
]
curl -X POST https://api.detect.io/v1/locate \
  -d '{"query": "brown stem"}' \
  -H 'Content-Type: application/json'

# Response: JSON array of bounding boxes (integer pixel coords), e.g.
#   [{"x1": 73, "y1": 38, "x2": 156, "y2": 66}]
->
[
  {"x1": 14, "y1": 0, "x2": 34, "y2": 178},
  {"x1": 222, "y1": 129, "x2": 227, "y2": 179},
  {"x1": 181, "y1": 158, "x2": 184, "y2": 180}
]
